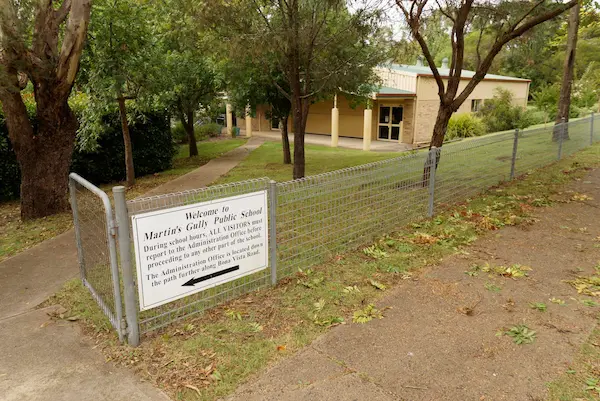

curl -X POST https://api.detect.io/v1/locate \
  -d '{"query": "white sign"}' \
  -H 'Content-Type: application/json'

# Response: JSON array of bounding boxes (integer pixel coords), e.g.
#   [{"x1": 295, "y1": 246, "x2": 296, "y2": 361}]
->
[{"x1": 131, "y1": 191, "x2": 268, "y2": 311}]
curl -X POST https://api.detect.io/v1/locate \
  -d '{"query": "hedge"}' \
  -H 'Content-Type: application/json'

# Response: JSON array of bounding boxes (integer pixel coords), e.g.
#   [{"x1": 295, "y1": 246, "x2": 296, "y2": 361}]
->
[
  {"x1": 71, "y1": 112, "x2": 176, "y2": 184},
  {"x1": 0, "y1": 109, "x2": 176, "y2": 201}
]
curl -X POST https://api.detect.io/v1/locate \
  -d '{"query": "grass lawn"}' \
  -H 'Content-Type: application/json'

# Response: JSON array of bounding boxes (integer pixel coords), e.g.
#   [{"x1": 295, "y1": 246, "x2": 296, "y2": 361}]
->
[
  {"x1": 0, "y1": 138, "x2": 247, "y2": 262},
  {"x1": 216, "y1": 141, "x2": 404, "y2": 184},
  {"x1": 49, "y1": 142, "x2": 600, "y2": 401}
]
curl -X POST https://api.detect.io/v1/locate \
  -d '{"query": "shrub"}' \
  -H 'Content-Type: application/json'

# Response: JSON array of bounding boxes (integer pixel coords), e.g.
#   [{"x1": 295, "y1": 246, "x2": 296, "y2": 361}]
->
[
  {"x1": 446, "y1": 113, "x2": 486, "y2": 141},
  {"x1": 171, "y1": 121, "x2": 212, "y2": 144},
  {"x1": 523, "y1": 107, "x2": 550, "y2": 126},
  {"x1": 71, "y1": 111, "x2": 176, "y2": 184},
  {"x1": 171, "y1": 122, "x2": 188, "y2": 144},
  {"x1": 532, "y1": 84, "x2": 559, "y2": 120},
  {"x1": 198, "y1": 123, "x2": 223, "y2": 138},
  {"x1": 477, "y1": 88, "x2": 534, "y2": 132}
]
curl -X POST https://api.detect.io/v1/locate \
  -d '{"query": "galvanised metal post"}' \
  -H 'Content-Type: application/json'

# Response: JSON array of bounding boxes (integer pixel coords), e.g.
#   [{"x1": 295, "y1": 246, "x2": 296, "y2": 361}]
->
[
  {"x1": 427, "y1": 147, "x2": 438, "y2": 217},
  {"x1": 113, "y1": 186, "x2": 140, "y2": 347},
  {"x1": 510, "y1": 129, "x2": 519, "y2": 180},
  {"x1": 591, "y1": 112, "x2": 595, "y2": 145},
  {"x1": 268, "y1": 180, "x2": 278, "y2": 286},
  {"x1": 558, "y1": 117, "x2": 565, "y2": 160},
  {"x1": 68, "y1": 176, "x2": 86, "y2": 279}
]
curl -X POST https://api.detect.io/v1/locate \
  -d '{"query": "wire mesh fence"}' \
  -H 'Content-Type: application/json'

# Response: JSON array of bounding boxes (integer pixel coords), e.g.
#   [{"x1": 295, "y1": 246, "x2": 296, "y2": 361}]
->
[
  {"x1": 69, "y1": 173, "x2": 124, "y2": 342},
  {"x1": 276, "y1": 152, "x2": 430, "y2": 279},
  {"x1": 70, "y1": 114, "x2": 600, "y2": 344}
]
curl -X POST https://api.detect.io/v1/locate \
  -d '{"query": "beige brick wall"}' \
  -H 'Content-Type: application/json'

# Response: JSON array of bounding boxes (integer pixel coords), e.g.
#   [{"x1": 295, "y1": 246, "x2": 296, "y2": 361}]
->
[
  {"x1": 414, "y1": 76, "x2": 530, "y2": 144},
  {"x1": 413, "y1": 100, "x2": 439, "y2": 144}
]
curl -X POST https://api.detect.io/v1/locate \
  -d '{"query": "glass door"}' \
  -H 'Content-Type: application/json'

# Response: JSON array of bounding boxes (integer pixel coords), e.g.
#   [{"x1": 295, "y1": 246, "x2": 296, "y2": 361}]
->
[
  {"x1": 378, "y1": 105, "x2": 403, "y2": 141},
  {"x1": 271, "y1": 116, "x2": 280, "y2": 130}
]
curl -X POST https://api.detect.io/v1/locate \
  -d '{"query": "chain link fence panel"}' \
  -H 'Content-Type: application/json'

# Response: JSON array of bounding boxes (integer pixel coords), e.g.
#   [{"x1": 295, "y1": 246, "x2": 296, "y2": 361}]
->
[{"x1": 276, "y1": 152, "x2": 430, "y2": 279}]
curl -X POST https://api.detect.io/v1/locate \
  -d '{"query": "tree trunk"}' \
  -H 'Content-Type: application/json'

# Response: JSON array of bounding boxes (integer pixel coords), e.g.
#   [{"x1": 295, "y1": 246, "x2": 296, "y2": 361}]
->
[
  {"x1": 430, "y1": 104, "x2": 454, "y2": 148},
  {"x1": 554, "y1": 2, "x2": 580, "y2": 141},
  {"x1": 281, "y1": 115, "x2": 291, "y2": 164},
  {"x1": 422, "y1": 104, "x2": 453, "y2": 187},
  {"x1": 292, "y1": 97, "x2": 309, "y2": 179},
  {"x1": 3, "y1": 96, "x2": 77, "y2": 219},
  {"x1": 117, "y1": 96, "x2": 135, "y2": 187},
  {"x1": 182, "y1": 111, "x2": 198, "y2": 157}
]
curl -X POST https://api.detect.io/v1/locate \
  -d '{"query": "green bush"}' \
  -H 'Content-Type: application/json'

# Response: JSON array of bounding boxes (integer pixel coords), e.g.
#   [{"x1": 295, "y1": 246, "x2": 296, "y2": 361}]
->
[
  {"x1": 171, "y1": 122, "x2": 213, "y2": 144},
  {"x1": 523, "y1": 107, "x2": 550, "y2": 126},
  {"x1": 0, "y1": 106, "x2": 176, "y2": 200},
  {"x1": 477, "y1": 88, "x2": 534, "y2": 132},
  {"x1": 71, "y1": 111, "x2": 176, "y2": 184},
  {"x1": 198, "y1": 123, "x2": 223, "y2": 138},
  {"x1": 171, "y1": 122, "x2": 188, "y2": 144},
  {"x1": 446, "y1": 113, "x2": 486, "y2": 141}
]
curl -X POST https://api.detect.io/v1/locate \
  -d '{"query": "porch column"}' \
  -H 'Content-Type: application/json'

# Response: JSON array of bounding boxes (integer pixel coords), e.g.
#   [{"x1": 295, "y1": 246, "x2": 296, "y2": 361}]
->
[
  {"x1": 331, "y1": 94, "x2": 339, "y2": 147},
  {"x1": 226, "y1": 103, "x2": 233, "y2": 137},
  {"x1": 245, "y1": 105, "x2": 253, "y2": 138},
  {"x1": 363, "y1": 106, "x2": 372, "y2": 151}
]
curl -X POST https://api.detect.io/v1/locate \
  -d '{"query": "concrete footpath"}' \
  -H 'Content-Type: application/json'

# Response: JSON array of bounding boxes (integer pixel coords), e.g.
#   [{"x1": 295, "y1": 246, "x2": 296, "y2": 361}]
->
[
  {"x1": 143, "y1": 136, "x2": 264, "y2": 196},
  {"x1": 0, "y1": 137, "x2": 262, "y2": 401}
]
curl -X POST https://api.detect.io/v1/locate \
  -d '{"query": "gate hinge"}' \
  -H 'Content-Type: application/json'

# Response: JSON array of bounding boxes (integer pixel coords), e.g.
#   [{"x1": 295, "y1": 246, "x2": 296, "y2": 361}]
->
[
  {"x1": 121, "y1": 318, "x2": 128, "y2": 337},
  {"x1": 110, "y1": 219, "x2": 118, "y2": 237}
]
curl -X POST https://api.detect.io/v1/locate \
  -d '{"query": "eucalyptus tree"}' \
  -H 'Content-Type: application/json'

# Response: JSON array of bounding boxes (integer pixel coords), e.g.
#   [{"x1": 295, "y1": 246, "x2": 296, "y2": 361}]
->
[
  {"x1": 0, "y1": 0, "x2": 91, "y2": 218},
  {"x1": 396, "y1": 0, "x2": 579, "y2": 148},
  {"x1": 206, "y1": 0, "x2": 389, "y2": 179},
  {"x1": 554, "y1": 2, "x2": 580, "y2": 140}
]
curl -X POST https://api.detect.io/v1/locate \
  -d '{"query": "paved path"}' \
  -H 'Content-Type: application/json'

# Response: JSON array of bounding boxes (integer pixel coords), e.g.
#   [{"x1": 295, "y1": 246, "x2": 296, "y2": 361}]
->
[
  {"x1": 0, "y1": 138, "x2": 263, "y2": 401},
  {"x1": 143, "y1": 136, "x2": 264, "y2": 196},
  {"x1": 226, "y1": 169, "x2": 600, "y2": 401}
]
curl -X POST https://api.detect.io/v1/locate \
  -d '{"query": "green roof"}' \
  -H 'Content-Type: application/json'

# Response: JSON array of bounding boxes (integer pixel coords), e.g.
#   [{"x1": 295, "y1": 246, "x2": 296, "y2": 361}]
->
[
  {"x1": 385, "y1": 63, "x2": 530, "y2": 82},
  {"x1": 377, "y1": 86, "x2": 416, "y2": 96}
]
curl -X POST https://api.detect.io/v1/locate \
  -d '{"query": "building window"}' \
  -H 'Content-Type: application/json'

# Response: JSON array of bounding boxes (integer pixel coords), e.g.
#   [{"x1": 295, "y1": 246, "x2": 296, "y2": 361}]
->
[{"x1": 471, "y1": 99, "x2": 483, "y2": 112}]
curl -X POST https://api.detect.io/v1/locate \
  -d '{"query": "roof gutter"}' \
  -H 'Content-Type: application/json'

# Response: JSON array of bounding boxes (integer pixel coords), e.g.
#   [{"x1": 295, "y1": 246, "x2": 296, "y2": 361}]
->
[{"x1": 416, "y1": 73, "x2": 531, "y2": 83}]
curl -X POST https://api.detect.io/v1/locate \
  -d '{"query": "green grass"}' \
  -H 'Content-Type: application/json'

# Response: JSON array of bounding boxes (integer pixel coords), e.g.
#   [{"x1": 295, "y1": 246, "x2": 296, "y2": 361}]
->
[
  {"x1": 0, "y1": 138, "x2": 247, "y2": 262},
  {"x1": 216, "y1": 141, "x2": 404, "y2": 184},
  {"x1": 50, "y1": 141, "x2": 600, "y2": 401}
]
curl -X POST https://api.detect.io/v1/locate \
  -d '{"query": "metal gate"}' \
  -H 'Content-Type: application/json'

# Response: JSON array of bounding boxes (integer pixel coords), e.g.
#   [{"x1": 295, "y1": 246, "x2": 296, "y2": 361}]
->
[{"x1": 68, "y1": 173, "x2": 125, "y2": 342}]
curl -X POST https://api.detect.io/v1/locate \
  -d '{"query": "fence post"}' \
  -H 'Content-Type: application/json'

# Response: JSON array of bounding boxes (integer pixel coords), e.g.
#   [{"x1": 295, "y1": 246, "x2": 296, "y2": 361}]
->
[
  {"x1": 558, "y1": 117, "x2": 565, "y2": 160},
  {"x1": 427, "y1": 147, "x2": 437, "y2": 217},
  {"x1": 68, "y1": 176, "x2": 86, "y2": 279},
  {"x1": 510, "y1": 128, "x2": 519, "y2": 180},
  {"x1": 591, "y1": 112, "x2": 595, "y2": 145},
  {"x1": 268, "y1": 180, "x2": 278, "y2": 286},
  {"x1": 113, "y1": 186, "x2": 140, "y2": 347}
]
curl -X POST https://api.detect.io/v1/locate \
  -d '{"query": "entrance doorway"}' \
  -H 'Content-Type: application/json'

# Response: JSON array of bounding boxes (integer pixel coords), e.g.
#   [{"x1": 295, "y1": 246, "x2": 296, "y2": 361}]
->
[
  {"x1": 378, "y1": 105, "x2": 403, "y2": 141},
  {"x1": 271, "y1": 116, "x2": 280, "y2": 130}
]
